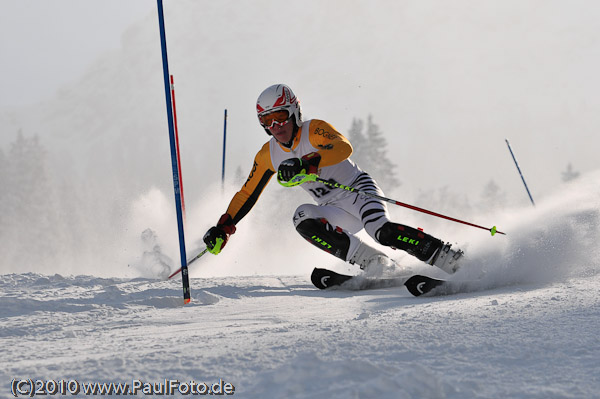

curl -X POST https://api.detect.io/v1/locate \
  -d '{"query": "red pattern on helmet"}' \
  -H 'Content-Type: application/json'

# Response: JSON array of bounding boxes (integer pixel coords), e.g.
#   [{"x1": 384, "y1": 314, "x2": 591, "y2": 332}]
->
[
  {"x1": 273, "y1": 87, "x2": 288, "y2": 107},
  {"x1": 256, "y1": 104, "x2": 265, "y2": 113}
]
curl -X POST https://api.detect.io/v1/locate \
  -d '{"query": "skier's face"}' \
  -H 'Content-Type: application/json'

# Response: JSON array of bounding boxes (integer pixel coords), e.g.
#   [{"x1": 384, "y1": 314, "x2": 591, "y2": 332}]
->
[{"x1": 269, "y1": 119, "x2": 294, "y2": 144}]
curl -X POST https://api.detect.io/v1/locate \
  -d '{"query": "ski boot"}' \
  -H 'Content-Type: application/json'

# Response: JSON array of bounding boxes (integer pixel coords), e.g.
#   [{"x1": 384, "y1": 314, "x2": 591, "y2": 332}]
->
[
  {"x1": 349, "y1": 242, "x2": 397, "y2": 276},
  {"x1": 427, "y1": 242, "x2": 463, "y2": 274}
]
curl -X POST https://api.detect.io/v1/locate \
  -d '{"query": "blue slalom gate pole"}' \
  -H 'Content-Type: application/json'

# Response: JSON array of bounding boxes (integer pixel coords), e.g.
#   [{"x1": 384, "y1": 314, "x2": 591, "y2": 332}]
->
[
  {"x1": 505, "y1": 139, "x2": 535, "y2": 207},
  {"x1": 221, "y1": 109, "x2": 227, "y2": 191},
  {"x1": 157, "y1": 0, "x2": 190, "y2": 304}
]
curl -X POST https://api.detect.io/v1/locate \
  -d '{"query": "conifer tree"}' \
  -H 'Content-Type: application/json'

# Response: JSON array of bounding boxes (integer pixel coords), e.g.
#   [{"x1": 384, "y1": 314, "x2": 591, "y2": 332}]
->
[
  {"x1": 347, "y1": 118, "x2": 367, "y2": 167},
  {"x1": 6, "y1": 131, "x2": 59, "y2": 265},
  {"x1": 234, "y1": 165, "x2": 246, "y2": 186},
  {"x1": 0, "y1": 148, "x2": 7, "y2": 241},
  {"x1": 479, "y1": 179, "x2": 507, "y2": 213},
  {"x1": 561, "y1": 163, "x2": 580, "y2": 182},
  {"x1": 347, "y1": 115, "x2": 400, "y2": 190}
]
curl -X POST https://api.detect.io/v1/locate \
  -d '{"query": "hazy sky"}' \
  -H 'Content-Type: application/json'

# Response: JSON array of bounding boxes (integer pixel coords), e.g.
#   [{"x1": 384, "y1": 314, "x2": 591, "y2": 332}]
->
[
  {"x1": 1, "y1": 1, "x2": 599, "y2": 205},
  {"x1": 0, "y1": 0, "x2": 155, "y2": 107}
]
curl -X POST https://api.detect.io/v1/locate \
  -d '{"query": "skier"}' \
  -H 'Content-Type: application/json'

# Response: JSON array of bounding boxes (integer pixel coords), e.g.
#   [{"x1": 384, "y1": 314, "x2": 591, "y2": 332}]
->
[{"x1": 203, "y1": 84, "x2": 463, "y2": 275}]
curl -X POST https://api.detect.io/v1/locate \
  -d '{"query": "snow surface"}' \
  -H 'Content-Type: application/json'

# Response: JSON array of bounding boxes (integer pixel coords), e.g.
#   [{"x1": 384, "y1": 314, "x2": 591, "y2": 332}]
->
[
  {"x1": 2, "y1": 3, "x2": 599, "y2": 397},
  {"x1": 2, "y1": 172, "x2": 600, "y2": 398}
]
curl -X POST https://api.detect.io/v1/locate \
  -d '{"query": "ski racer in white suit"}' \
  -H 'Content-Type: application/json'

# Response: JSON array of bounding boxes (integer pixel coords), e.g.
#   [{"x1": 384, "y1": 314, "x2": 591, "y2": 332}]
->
[{"x1": 203, "y1": 84, "x2": 463, "y2": 274}]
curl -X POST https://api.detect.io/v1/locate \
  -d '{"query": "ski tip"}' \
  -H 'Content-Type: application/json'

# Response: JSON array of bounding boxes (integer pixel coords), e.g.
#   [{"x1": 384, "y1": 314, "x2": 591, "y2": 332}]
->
[
  {"x1": 404, "y1": 275, "x2": 445, "y2": 296},
  {"x1": 310, "y1": 268, "x2": 332, "y2": 289},
  {"x1": 310, "y1": 267, "x2": 353, "y2": 289}
]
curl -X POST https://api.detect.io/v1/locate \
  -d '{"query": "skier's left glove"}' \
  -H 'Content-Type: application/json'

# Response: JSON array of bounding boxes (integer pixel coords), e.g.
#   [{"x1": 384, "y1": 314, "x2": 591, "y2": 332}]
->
[
  {"x1": 277, "y1": 152, "x2": 321, "y2": 183},
  {"x1": 203, "y1": 213, "x2": 236, "y2": 255}
]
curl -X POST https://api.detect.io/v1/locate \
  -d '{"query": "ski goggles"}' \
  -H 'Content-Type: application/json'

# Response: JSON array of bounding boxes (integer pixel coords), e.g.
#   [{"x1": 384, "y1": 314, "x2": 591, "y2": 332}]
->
[{"x1": 259, "y1": 110, "x2": 290, "y2": 128}]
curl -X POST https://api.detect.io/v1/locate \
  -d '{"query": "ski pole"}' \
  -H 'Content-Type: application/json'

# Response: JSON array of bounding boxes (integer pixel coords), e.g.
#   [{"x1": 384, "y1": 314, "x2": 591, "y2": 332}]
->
[
  {"x1": 281, "y1": 174, "x2": 505, "y2": 236},
  {"x1": 505, "y1": 139, "x2": 535, "y2": 206},
  {"x1": 168, "y1": 247, "x2": 208, "y2": 279}
]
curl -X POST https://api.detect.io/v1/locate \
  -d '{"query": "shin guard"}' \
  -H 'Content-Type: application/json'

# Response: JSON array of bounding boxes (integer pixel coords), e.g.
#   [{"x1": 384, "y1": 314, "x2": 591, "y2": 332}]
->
[
  {"x1": 295, "y1": 218, "x2": 351, "y2": 261},
  {"x1": 376, "y1": 222, "x2": 442, "y2": 262}
]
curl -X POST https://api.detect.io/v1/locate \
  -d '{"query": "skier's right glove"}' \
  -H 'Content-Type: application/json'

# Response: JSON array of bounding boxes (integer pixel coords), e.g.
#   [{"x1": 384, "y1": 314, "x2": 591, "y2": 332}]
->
[
  {"x1": 203, "y1": 213, "x2": 236, "y2": 255},
  {"x1": 277, "y1": 152, "x2": 321, "y2": 184}
]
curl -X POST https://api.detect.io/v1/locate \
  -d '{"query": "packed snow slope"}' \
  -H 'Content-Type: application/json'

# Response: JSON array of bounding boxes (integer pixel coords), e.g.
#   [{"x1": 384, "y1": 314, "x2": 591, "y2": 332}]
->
[
  {"x1": 1, "y1": 273, "x2": 599, "y2": 399},
  {"x1": 1, "y1": 173, "x2": 599, "y2": 398}
]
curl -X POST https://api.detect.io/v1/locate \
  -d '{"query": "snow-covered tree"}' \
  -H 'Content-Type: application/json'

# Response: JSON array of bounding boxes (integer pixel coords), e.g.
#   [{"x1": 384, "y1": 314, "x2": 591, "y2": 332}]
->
[
  {"x1": 561, "y1": 162, "x2": 580, "y2": 182},
  {"x1": 234, "y1": 165, "x2": 246, "y2": 186},
  {"x1": 0, "y1": 148, "x2": 7, "y2": 240},
  {"x1": 414, "y1": 186, "x2": 472, "y2": 218},
  {"x1": 5, "y1": 131, "x2": 60, "y2": 265},
  {"x1": 479, "y1": 179, "x2": 507, "y2": 213},
  {"x1": 347, "y1": 118, "x2": 368, "y2": 165},
  {"x1": 347, "y1": 115, "x2": 400, "y2": 190}
]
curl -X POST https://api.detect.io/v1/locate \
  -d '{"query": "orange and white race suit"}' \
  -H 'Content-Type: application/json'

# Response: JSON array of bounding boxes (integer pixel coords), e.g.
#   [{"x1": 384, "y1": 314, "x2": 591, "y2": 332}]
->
[{"x1": 225, "y1": 119, "x2": 365, "y2": 225}]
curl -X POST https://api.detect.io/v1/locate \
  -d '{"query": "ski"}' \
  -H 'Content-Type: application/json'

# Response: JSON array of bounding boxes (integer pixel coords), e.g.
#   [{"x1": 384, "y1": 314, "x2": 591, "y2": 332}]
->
[
  {"x1": 404, "y1": 274, "x2": 447, "y2": 296},
  {"x1": 311, "y1": 267, "x2": 446, "y2": 297}
]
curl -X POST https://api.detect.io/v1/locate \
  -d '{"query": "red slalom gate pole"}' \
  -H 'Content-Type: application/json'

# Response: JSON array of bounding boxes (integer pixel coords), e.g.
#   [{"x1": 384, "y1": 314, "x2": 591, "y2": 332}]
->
[{"x1": 170, "y1": 75, "x2": 186, "y2": 223}]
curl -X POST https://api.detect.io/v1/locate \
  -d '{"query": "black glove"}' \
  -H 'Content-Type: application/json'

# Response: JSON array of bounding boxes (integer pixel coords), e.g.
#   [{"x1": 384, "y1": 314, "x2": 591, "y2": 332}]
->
[
  {"x1": 278, "y1": 158, "x2": 304, "y2": 183},
  {"x1": 277, "y1": 152, "x2": 321, "y2": 183},
  {"x1": 203, "y1": 213, "x2": 236, "y2": 254}
]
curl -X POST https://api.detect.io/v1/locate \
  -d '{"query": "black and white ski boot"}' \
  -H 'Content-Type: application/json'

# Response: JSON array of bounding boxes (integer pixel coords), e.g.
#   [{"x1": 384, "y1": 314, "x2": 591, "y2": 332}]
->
[{"x1": 427, "y1": 242, "x2": 464, "y2": 274}]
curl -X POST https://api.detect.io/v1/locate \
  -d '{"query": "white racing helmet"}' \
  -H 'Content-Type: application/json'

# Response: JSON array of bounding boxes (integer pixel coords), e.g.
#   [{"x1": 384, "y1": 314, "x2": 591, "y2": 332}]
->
[{"x1": 256, "y1": 84, "x2": 302, "y2": 134}]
